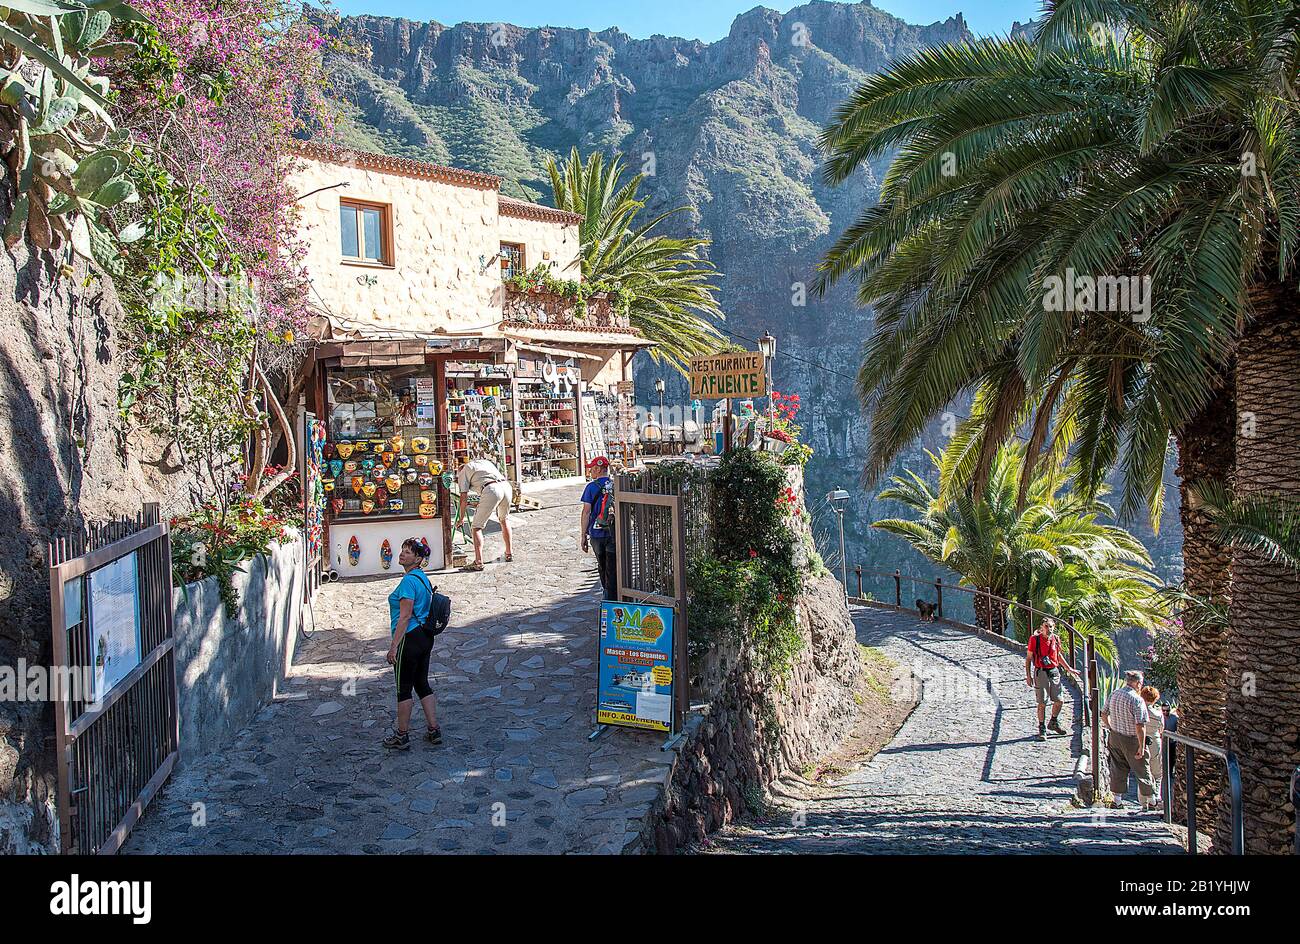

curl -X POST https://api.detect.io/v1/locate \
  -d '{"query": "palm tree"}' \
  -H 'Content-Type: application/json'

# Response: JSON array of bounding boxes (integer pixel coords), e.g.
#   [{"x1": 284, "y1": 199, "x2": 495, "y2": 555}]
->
[
  {"x1": 817, "y1": 1, "x2": 1300, "y2": 852},
  {"x1": 546, "y1": 148, "x2": 724, "y2": 370},
  {"x1": 874, "y1": 444, "x2": 1165, "y2": 664}
]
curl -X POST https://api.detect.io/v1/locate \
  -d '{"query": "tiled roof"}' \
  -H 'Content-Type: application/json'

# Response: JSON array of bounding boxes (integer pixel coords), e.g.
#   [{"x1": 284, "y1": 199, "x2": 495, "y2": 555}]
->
[
  {"x1": 499, "y1": 196, "x2": 584, "y2": 227},
  {"x1": 289, "y1": 140, "x2": 501, "y2": 191}
]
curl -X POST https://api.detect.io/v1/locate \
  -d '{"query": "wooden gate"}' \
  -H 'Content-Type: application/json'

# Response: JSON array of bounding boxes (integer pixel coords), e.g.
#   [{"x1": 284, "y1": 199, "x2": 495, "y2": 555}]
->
[
  {"x1": 612, "y1": 470, "x2": 692, "y2": 731},
  {"x1": 47, "y1": 503, "x2": 179, "y2": 854}
]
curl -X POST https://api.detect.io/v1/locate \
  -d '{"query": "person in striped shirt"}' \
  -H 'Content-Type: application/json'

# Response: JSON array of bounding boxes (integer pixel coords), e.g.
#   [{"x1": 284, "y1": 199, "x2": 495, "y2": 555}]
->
[{"x1": 1101, "y1": 670, "x2": 1157, "y2": 808}]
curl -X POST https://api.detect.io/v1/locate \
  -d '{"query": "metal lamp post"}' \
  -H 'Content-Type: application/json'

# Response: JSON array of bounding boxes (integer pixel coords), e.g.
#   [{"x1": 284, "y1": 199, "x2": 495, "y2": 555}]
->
[
  {"x1": 654, "y1": 377, "x2": 665, "y2": 424},
  {"x1": 828, "y1": 489, "x2": 850, "y2": 604},
  {"x1": 758, "y1": 331, "x2": 776, "y2": 431}
]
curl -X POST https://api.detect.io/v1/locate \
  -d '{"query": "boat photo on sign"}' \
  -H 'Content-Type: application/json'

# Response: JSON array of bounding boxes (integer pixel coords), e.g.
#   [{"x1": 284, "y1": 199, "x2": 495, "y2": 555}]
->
[{"x1": 597, "y1": 601, "x2": 675, "y2": 732}]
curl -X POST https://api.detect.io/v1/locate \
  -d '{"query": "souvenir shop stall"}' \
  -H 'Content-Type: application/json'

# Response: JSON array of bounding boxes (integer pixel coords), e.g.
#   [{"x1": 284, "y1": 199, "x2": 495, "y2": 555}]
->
[
  {"x1": 307, "y1": 335, "x2": 510, "y2": 576},
  {"x1": 503, "y1": 351, "x2": 587, "y2": 490}
]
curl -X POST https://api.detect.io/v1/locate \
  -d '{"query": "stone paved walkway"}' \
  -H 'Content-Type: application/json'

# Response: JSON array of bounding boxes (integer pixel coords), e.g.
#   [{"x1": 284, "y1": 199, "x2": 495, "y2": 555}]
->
[
  {"x1": 125, "y1": 484, "x2": 671, "y2": 855},
  {"x1": 706, "y1": 608, "x2": 1185, "y2": 854}
]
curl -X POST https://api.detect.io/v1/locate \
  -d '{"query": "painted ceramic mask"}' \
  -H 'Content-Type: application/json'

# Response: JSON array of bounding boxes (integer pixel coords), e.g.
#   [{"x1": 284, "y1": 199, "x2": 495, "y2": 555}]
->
[
  {"x1": 370, "y1": 439, "x2": 387, "y2": 452},
  {"x1": 323, "y1": 481, "x2": 334, "y2": 492},
  {"x1": 375, "y1": 486, "x2": 388, "y2": 503},
  {"x1": 389, "y1": 436, "x2": 404, "y2": 452},
  {"x1": 420, "y1": 489, "x2": 437, "y2": 504},
  {"x1": 371, "y1": 467, "x2": 387, "y2": 482},
  {"x1": 330, "y1": 497, "x2": 344, "y2": 515},
  {"x1": 398, "y1": 455, "x2": 412, "y2": 470},
  {"x1": 419, "y1": 502, "x2": 436, "y2": 518},
  {"x1": 386, "y1": 475, "x2": 402, "y2": 493},
  {"x1": 411, "y1": 437, "x2": 430, "y2": 454},
  {"x1": 441, "y1": 471, "x2": 455, "y2": 489},
  {"x1": 404, "y1": 470, "x2": 418, "y2": 484},
  {"x1": 389, "y1": 499, "x2": 404, "y2": 513},
  {"x1": 352, "y1": 441, "x2": 369, "y2": 454},
  {"x1": 328, "y1": 459, "x2": 343, "y2": 477},
  {"x1": 381, "y1": 451, "x2": 396, "y2": 467},
  {"x1": 413, "y1": 454, "x2": 429, "y2": 468},
  {"x1": 351, "y1": 476, "x2": 364, "y2": 495},
  {"x1": 361, "y1": 482, "x2": 376, "y2": 497},
  {"x1": 361, "y1": 500, "x2": 375, "y2": 515},
  {"x1": 335, "y1": 442, "x2": 354, "y2": 459},
  {"x1": 428, "y1": 459, "x2": 444, "y2": 475},
  {"x1": 360, "y1": 457, "x2": 375, "y2": 471},
  {"x1": 418, "y1": 472, "x2": 434, "y2": 488}
]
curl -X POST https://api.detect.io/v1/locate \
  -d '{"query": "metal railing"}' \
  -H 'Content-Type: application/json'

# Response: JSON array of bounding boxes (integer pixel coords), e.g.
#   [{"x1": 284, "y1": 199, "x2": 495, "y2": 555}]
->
[
  {"x1": 1161, "y1": 731, "x2": 1244, "y2": 855},
  {"x1": 1292, "y1": 766, "x2": 1299, "y2": 855}
]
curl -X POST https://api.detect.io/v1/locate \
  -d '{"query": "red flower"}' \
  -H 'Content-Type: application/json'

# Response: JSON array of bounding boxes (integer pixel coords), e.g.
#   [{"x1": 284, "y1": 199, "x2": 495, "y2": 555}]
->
[{"x1": 749, "y1": 549, "x2": 758, "y2": 558}]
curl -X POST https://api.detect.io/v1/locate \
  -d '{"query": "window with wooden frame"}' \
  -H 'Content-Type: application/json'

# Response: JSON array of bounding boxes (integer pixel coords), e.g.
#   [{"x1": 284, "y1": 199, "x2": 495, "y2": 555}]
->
[
  {"x1": 500, "y1": 242, "x2": 525, "y2": 280},
  {"x1": 339, "y1": 199, "x2": 392, "y2": 265}
]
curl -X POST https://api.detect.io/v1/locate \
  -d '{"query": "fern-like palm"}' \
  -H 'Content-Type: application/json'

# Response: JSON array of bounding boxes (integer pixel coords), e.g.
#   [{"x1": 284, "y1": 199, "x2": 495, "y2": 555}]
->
[
  {"x1": 874, "y1": 443, "x2": 1165, "y2": 663},
  {"x1": 547, "y1": 148, "x2": 724, "y2": 371}
]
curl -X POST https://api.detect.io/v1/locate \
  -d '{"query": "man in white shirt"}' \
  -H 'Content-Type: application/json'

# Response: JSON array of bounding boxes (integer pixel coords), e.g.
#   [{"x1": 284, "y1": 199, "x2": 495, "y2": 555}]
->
[{"x1": 454, "y1": 457, "x2": 514, "y2": 571}]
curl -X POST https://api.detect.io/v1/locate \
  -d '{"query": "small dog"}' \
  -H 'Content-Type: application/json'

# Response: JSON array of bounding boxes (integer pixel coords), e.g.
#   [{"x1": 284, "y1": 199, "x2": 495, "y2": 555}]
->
[{"x1": 916, "y1": 599, "x2": 937, "y2": 621}]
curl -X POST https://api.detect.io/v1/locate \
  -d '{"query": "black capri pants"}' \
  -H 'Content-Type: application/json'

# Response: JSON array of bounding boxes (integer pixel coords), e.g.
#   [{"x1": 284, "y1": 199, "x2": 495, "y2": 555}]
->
[{"x1": 394, "y1": 626, "x2": 434, "y2": 702}]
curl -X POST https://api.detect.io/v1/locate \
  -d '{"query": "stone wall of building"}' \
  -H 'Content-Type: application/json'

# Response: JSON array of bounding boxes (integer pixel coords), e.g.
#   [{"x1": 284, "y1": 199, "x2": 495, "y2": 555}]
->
[
  {"x1": 637, "y1": 571, "x2": 863, "y2": 853},
  {"x1": 288, "y1": 153, "x2": 580, "y2": 334}
]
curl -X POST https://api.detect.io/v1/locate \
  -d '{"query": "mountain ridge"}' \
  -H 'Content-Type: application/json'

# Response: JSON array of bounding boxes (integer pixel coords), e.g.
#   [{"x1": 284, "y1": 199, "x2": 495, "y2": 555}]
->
[{"x1": 319, "y1": 0, "x2": 1186, "y2": 596}]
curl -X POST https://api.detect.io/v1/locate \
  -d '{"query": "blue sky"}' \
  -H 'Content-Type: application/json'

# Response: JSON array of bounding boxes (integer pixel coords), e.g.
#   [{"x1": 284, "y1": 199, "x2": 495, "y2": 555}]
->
[{"x1": 330, "y1": 0, "x2": 1044, "y2": 42}]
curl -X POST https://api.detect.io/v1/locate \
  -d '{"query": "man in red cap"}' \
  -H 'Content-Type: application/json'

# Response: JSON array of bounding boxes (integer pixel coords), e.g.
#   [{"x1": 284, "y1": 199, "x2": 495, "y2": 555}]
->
[{"x1": 580, "y1": 456, "x2": 617, "y2": 600}]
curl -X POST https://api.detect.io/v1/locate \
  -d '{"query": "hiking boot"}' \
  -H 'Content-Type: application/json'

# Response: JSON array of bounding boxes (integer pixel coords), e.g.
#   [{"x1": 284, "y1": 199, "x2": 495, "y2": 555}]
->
[
  {"x1": 1047, "y1": 718, "x2": 1067, "y2": 736},
  {"x1": 425, "y1": 726, "x2": 443, "y2": 746},
  {"x1": 1037, "y1": 727, "x2": 1048, "y2": 742},
  {"x1": 382, "y1": 729, "x2": 411, "y2": 751}
]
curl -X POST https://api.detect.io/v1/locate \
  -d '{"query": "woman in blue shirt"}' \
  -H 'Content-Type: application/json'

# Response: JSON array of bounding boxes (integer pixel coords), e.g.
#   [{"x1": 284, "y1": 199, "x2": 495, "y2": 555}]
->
[{"x1": 383, "y1": 537, "x2": 441, "y2": 750}]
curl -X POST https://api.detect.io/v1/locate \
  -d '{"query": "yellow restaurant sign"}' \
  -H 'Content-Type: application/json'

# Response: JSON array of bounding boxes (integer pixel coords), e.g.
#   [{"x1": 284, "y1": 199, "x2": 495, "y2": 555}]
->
[{"x1": 689, "y1": 351, "x2": 767, "y2": 399}]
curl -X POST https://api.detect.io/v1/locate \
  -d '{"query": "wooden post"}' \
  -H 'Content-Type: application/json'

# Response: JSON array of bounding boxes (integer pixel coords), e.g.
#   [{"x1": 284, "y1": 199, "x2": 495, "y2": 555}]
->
[
  {"x1": 894, "y1": 569, "x2": 901, "y2": 609},
  {"x1": 433, "y1": 356, "x2": 452, "y2": 567}
]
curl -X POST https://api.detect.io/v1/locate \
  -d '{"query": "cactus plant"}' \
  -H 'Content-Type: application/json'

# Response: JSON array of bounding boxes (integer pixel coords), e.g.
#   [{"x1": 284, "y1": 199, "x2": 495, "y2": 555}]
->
[{"x1": 0, "y1": 0, "x2": 143, "y2": 272}]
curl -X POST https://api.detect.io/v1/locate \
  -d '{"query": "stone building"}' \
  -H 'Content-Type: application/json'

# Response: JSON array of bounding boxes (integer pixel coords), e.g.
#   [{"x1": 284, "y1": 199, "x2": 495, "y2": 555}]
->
[{"x1": 287, "y1": 142, "x2": 650, "y2": 573}]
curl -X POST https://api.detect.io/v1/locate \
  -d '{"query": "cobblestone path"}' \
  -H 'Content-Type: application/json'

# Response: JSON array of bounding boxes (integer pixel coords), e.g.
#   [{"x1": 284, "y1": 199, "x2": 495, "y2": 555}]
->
[
  {"x1": 126, "y1": 485, "x2": 670, "y2": 855},
  {"x1": 707, "y1": 608, "x2": 1185, "y2": 854}
]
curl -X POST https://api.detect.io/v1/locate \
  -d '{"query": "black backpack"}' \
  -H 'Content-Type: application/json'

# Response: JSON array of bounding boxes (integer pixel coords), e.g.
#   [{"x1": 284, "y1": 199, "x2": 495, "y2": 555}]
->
[{"x1": 411, "y1": 570, "x2": 451, "y2": 636}]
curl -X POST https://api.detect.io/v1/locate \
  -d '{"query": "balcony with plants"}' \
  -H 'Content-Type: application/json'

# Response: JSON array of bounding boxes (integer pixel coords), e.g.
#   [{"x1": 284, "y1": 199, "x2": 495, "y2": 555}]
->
[{"x1": 502, "y1": 264, "x2": 633, "y2": 331}]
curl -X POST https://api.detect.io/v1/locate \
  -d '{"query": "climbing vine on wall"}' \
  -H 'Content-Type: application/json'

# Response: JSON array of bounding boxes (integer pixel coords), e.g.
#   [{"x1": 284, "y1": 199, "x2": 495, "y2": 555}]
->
[{"x1": 687, "y1": 449, "x2": 810, "y2": 678}]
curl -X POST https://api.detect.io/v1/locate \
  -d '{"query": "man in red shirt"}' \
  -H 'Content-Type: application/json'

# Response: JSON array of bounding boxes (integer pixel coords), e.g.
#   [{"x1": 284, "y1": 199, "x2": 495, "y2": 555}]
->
[{"x1": 1025, "y1": 618, "x2": 1080, "y2": 741}]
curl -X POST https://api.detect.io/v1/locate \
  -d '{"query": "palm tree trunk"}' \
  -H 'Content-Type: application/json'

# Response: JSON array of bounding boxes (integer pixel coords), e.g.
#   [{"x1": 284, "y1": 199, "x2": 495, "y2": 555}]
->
[
  {"x1": 1226, "y1": 278, "x2": 1300, "y2": 854},
  {"x1": 972, "y1": 588, "x2": 1008, "y2": 636},
  {"x1": 1172, "y1": 379, "x2": 1234, "y2": 834}
]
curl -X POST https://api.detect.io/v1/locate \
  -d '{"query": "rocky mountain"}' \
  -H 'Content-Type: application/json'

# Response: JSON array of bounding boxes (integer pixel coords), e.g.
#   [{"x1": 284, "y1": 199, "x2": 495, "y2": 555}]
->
[{"x1": 323, "y1": 0, "x2": 1185, "y2": 607}]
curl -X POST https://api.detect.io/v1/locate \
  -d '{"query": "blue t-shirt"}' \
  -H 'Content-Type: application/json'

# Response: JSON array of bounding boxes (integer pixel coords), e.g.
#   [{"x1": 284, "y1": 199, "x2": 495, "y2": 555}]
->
[
  {"x1": 582, "y1": 476, "x2": 613, "y2": 537},
  {"x1": 388, "y1": 570, "x2": 432, "y2": 635}
]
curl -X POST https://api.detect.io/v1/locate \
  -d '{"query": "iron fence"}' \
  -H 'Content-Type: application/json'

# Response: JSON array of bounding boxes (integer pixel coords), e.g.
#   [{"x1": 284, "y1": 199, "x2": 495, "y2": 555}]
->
[{"x1": 1161, "y1": 731, "x2": 1244, "y2": 855}]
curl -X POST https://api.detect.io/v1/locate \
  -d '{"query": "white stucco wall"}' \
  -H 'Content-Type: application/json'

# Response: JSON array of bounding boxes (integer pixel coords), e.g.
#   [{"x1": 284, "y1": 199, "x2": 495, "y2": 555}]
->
[{"x1": 288, "y1": 154, "x2": 581, "y2": 335}]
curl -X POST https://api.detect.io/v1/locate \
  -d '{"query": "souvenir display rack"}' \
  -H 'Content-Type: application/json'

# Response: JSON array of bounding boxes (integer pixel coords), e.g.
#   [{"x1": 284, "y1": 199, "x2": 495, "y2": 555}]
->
[
  {"x1": 322, "y1": 366, "x2": 449, "y2": 522},
  {"x1": 504, "y1": 377, "x2": 581, "y2": 484},
  {"x1": 446, "y1": 378, "x2": 507, "y2": 472}
]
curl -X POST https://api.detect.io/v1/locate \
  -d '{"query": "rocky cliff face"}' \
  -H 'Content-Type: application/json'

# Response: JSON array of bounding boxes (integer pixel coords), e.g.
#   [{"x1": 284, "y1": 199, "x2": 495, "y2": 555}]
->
[{"x1": 325, "y1": 0, "x2": 1183, "y2": 592}]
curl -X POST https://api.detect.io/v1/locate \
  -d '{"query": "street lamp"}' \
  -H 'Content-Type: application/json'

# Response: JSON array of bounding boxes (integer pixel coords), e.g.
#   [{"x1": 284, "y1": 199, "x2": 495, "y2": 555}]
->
[
  {"x1": 828, "y1": 489, "x2": 851, "y2": 604},
  {"x1": 654, "y1": 378, "x2": 666, "y2": 446},
  {"x1": 758, "y1": 331, "x2": 776, "y2": 431}
]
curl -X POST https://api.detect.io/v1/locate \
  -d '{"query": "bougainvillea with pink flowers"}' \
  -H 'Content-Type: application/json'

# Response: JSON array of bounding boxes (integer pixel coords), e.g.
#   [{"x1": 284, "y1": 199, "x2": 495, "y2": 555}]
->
[{"x1": 105, "y1": 0, "x2": 340, "y2": 495}]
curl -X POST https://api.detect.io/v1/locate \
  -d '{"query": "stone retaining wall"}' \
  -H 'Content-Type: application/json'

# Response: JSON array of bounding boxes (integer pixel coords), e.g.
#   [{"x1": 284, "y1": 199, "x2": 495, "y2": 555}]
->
[
  {"x1": 172, "y1": 537, "x2": 303, "y2": 764},
  {"x1": 638, "y1": 572, "x2": 863, "y2": 853}
]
